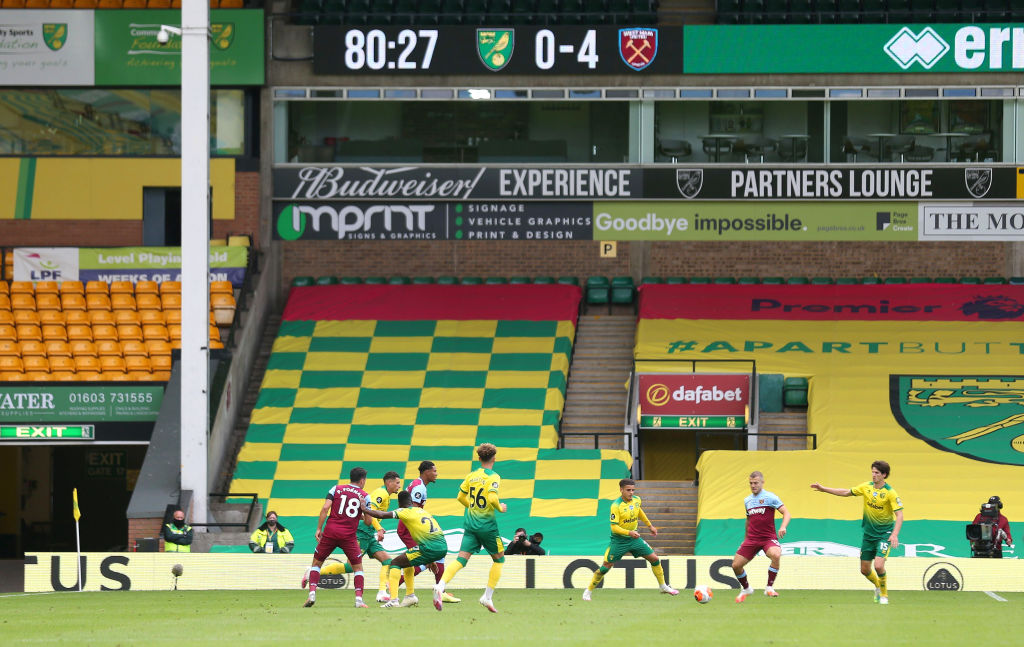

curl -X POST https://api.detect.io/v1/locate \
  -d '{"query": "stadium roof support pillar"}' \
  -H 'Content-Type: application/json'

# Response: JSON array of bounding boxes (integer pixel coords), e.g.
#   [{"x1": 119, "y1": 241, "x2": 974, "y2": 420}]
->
[{"x1": 180, "y1": 0, "x2": 210, "y2": 526}]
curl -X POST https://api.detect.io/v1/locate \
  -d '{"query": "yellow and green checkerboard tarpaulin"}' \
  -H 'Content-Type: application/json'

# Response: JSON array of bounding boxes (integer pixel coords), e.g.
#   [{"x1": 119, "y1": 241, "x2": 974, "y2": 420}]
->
[{"x1": 225, "y1": 284, "x2": 632, "y2": 555}]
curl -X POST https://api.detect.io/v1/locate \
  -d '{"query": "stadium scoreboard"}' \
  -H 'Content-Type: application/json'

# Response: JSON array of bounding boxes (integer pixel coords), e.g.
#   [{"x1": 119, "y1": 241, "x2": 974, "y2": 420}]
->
[{"x1": 313, "y1": 26, "x2": 680, "y2": 75}]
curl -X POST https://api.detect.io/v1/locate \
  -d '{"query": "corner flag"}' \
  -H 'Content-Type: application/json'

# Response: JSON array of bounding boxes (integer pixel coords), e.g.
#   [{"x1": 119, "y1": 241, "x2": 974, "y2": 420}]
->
[{"x1": 73, "y1": 488, "x2": 81, "y2": 522}]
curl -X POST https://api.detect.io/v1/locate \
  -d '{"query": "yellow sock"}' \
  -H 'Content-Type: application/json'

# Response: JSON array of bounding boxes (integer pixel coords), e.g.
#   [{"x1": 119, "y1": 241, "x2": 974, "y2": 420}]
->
[
  {"x1": 404, "y1": 567, "x2": 416, "y2": 596},
  {"x1": 388, "y1": 567, "x2": 401, "y2": 599},
  {"x1": 878, "y1": 573, "x2": 888, "y2": 596},
  {"x1": 379, "y1": 563, "x2": 390, "y2": 592},
  {"x1": 651, "y1": 561, "x2": 666, "y2": 586},
  {"x1": 442, "y1": 560, "x2": 464, "y2": 585},
  {"x1": 487, "y1": 561, "x2": 503, "y2": 589},
  {"x1": 587, "y1": 569, "x2": 605, "y2": 592},
  {"x1": 865, "y1": 571, "x2": 880, "y2": 587}
]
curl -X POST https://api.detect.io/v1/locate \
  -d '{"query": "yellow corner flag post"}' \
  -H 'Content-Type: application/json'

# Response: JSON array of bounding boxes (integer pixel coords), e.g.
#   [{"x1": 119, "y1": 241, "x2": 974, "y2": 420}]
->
[{"x1": 73, "y1": 488, "x2": 82, "y2": 592}]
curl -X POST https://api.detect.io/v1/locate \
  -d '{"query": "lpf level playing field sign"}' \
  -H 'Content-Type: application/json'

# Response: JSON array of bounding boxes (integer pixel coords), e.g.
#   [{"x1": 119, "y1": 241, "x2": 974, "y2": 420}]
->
[{"x1": 638, "y1": 374, "x2": 750, "y2": 417}]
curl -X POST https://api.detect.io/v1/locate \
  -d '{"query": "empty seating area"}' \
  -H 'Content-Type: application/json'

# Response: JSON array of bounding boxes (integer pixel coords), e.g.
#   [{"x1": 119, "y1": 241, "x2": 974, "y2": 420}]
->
[
  {"x1": 294, "y1": 0, "x2": 659, "y2": 26},
  {"x1": 0, "y1": 279, "x2": 237, "y2": 382},
  {"x1": 0, "y1": 0, "x2": 245, "y2": 7},
  {"x1": 716, "y1": 0, "x2": 1021, "y2": 24},
  {"x1": 640, "y1": 275, "x2": 1023, "y2": 285}
]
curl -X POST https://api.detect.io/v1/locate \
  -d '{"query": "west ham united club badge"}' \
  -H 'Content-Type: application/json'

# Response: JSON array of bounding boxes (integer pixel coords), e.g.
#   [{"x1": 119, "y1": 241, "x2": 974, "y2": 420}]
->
[{"x1": 619, "y1": 28, "x2": 658, "y2": 71}]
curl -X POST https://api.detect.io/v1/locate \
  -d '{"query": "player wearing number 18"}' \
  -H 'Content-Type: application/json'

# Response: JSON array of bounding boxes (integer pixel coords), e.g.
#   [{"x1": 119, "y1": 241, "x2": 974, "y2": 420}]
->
[{"x1": 434, "y1": 443, "x2": 507, "y2": 613}]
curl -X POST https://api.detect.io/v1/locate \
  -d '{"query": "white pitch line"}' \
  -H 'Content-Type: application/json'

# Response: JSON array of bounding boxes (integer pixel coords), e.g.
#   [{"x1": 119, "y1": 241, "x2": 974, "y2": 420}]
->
[
  {"x1": 984, "y1": 591, "x2": 1007, "y2": 602},
  {"x1": 0, "y1": 591, "x2": 61, "y2": 598}
]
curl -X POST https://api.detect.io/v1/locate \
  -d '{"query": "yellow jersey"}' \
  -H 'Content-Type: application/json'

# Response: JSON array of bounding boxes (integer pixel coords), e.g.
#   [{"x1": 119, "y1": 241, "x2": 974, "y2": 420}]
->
[
  {"x1": 395, "y1": 507, "x2": 444, "y2": 544},
  {"x1": 609, "y1": 496, "x2": 650, "y2": 537},
  {"x1": 459, "y1": 467, "x2": 502, "y2": 531},
  {"x1": 851, "y1": 481, "x2": 903, "y2": 540},
  {"x1": 362, "y1": 485, "x2": 393, "y2": 532}
]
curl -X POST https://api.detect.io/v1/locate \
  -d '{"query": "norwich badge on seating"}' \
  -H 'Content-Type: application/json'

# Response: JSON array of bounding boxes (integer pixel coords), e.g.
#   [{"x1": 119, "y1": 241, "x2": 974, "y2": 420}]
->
[
  {"x1": 619, "y1": 28, "x2": 657, "y2": 71},
  {"x1": 478, "y1": 29, "x2": 514, "y2": 72}
]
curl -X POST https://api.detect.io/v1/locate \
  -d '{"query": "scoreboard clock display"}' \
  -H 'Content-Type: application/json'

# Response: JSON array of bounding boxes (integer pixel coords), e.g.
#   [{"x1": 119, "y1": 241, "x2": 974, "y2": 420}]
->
[{"x1": 313, "y1": 25, "x2": 681, "y2": 75}]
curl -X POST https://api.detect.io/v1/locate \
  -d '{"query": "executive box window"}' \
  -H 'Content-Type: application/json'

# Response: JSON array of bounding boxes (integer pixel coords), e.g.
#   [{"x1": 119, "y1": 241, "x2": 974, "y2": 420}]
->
[
  {"x1": 283, "y1": 100, "x2": 629, "y2": 164},
  {"x1": 0, "y1": 89, "x2": 246, "y2": 157}
]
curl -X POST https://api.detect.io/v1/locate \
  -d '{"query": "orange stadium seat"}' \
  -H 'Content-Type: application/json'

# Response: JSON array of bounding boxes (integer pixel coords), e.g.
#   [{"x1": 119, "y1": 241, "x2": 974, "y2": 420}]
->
[
  {"x1": 16, "y1": 324, "x2": 41, "y2": 341},
  {"x1": 19, "y1": 340, "x2": 46, "y2": 357},
  {"x1": 26, "y1": 371, "x2": 50, "y2": 381},
  {"x1": 72, "y1": 0, "x2": 98, "y2": 7},
  {"x1": 89, "y1": 310, "x2": 115, "y2": 326},
  {"x1": 65, "y1": 310, "x2": 90, "y2": 325},
  {"x1": 74, "y1": 356, "x2": 100, "y2": 373},
  {"x1": 40, "y1": 310, "x2": 67, "y2": 326},
  {"x1": 125, "y1": 355, "x2": 152, "y2": 373},
  {"x1": 25, "y1": 0, "x2": 50, "y2": 7},
  {"x1": 9, "y1": 281, "x2": 33, "y2": 295},
  {"x1": 97, "y1": 0, "x2": 123, "y2": 8},
  {"x1": 100, "y1": 356, "x2": 127, "y2": 373},
  {"x1": 96, "y1": 340, "x2": 122, "y2": 357},
  {"x1": 69, "y1": 340, "x2": 97, "y2": 357},
  {"x1": 61, "y1": 294, "x2": 87, "y2": 311},
  {"x1": 0, "y1": 340, "x2": 17, "y2": 356},
  {"x1": 0, "y1": 293, "x2": 10, "y2": 310},
  {"x1": 121, "y1": 341, "x2": 149, "y2": 358},
  {"x1": 0, "y1": 311, "x2": 12, "y2": 327},
  {"x1": 150, "y1": 354, "x2": 173, "y2": 372},
  {"x1": 118, "y1": 324, "x2": 143, "y2": 341},
  {"x1": 52, "y1": 371, "x2": 77, "y2": 381},
  {"x1": 146, "y1": 339, "x2": 171, "y2": 357},
  {"x1": 140, "y1": 310, "x2": 165, "y2": 325},
  {"x1": 35, "y1": 281, "x2": 59, "y2": 295},
  {"x1": 87, "y1": 294, "x2": 112, "y2": 311},
  {"x1": 148, "y1": 0, "x2": 172, "y2": 6},
  {"x1": 220, "y1": 0, "x2": 243, "y2": 8},
  {"x1": 135, "y1": 280, "x2": 158, "y2": 295},
  {"x1": 1, "y1": 372, "x2": 28, "y2": 381},
  {"x1": 152, "y1": 370, "x2": 172, "y2": 381},
  {"x1": 211, "y1": 293, "x2": 236, "y2": 326},
  {"x1": 123, "y1": 0, "x2": 146, "y2": 7},
  {"x1": 0, "y1": 356, "x2": 24, "y2": 373},
  {"x1": 167, "y1": 324, "x2": 181, "y2": 341},
  {"x1": 79, "y1": 371, "x2": 102, "y2": 381},
  {"x1": 0, "y1": 325, "x2": 16, "y2": 341},
  {"x1": 11, "y1": 294, "x2": 35, "y2": 311},
  {"x1": 170, "y1": 339, "x2": 181, "y2": 350},
  {"x1": 44, "y1": 340, "x2": 71, "y2": 357},
  {"x1": 41, "y1": 324, "x2": 67, "y2": 342},
  {"x1": 60, "y1": 281, "x2": 84, "y2": 296},
  {"x1": 160, "y1": 280, "x2": 180, "y2": 294},
  {"x1": 85, "y1": 281, "x2": 108, "y2": 295},
  {"x1": 50, "y1": 0, "x2": 73, "y2": 7},
  {"x1": 164, "y1": 309, "x2": 181, "y2": 325},
  {"x1": 101, "y1": 371, "x2": 130, "y2": 381},
  {"x1": 13, "y1": 310, "x2": 40, "y2": 326},
  {"x1": 143, "y1": 324, "x2": 170, "y2": 342},
  {"x1": 114, "y1": 310, "x2": 141, "y2": 326},
  {"x1": 210, "y1": 280, "x2": 233, "y2": 295},
  {"x1": 23, "y1": 356, "x2": 49, "y2": 372},
  {"x1": 0, "y1": 280, "x2": 6, "y2": 295},
  {"x1": 49, "y1": 356, "x2": 76, "y2": 373},
  {"x1": 137, "y1": 293, "x2": 162, "y2": 311},
  {"x1": 36, "y1": 293, "x2": 61, "y2": 311},
  {"x1": 161, "y1": 293, "x2": 182, "y2": 310},
  {"x1": 112, "y1": 294, "x2": 137, "y2": 311},
  {"x1": 109, "y1": 281, "x2": 134, "y2": 295},
  {"x1": 67, "y1": 324, "x2": 93, "y2": 342},
  {"x1": 93, "y1": 324, "x2": 118, "y2": 341}
]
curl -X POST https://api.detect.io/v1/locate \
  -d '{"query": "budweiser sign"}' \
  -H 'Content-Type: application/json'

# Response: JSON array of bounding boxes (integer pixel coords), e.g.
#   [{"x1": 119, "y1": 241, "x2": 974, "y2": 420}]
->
[{"x1": 638, "y1": 374, "x2": 750, "y2": 416}]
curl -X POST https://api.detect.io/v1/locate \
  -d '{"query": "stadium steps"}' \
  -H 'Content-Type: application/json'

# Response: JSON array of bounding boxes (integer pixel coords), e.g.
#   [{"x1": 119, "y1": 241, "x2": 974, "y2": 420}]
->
[
  {"x1": 190, "y1": 500, "x2": 264, "y2": 553},
  {"x1": 215, "y1": 313, "x2": 282, "y2": 493},
  {"x1": 756, "y1": 411, "x2": 811, "y2": 451},
  {"x1": 635, "y1": 480, "x2": 698, "y2": 555},
  {"x1": 561, "y1": 315, "x2": 635, "y2": 451}
]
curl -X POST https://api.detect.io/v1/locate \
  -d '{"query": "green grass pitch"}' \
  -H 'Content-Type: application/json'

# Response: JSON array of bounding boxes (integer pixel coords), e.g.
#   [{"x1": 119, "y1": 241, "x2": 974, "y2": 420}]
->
[{"x1": 2, "y1": 589, "x2": 1021, "y2": 646}]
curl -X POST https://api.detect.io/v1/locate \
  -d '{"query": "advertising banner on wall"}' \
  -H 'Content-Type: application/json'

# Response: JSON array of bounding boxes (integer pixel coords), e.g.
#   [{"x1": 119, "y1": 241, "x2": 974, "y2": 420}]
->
[
  {"x1": 13, "y1": 246, "x2": 249, "y2": 287},
  {"x1": 93, "y1": 9, "x2": 264, "y2": 86},
  {"x1": 313, "y1": 25, "x2": 681, "y2": 75},
  {"x1": 638, "y1": 374, "x2": 750, "y2": 417},
  {"x1": 683, "y1": 24, "x2": 1024, "y2": 74},
  {"x1": 273, "y1": 201, "x2": 594, "y2": 241},
  {"x1": 273, "y1": 165, "x2": 1023, "y2": 202},
  {"x1": 0, "y1": 11, "x2": 95, "y2": 86},
  {"x1": 0, "y1": 385, "x2": 163, "y2": 422},
  {"x1": 918, "y1": 203, "x2": 1024, "y2": 240}
]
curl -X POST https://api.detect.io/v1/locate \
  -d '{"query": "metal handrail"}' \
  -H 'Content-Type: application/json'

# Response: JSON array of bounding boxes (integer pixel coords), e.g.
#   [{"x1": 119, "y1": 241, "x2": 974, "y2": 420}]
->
[
  {"x1": 188, "y1": 492, "x2": 259, "y2": 530},
  {"x1": 695, "y1": 430, "x2": 817, "y2": 460},
  {"x1": 559, "y1": 431, "x2": 634, "y2": 455}
]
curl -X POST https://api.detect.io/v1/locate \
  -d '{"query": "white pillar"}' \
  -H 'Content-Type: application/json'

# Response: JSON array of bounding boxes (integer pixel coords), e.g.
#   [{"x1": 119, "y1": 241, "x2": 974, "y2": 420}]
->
[{"x1": 180, "y1": 0, "x2": 210, "y2": 526}]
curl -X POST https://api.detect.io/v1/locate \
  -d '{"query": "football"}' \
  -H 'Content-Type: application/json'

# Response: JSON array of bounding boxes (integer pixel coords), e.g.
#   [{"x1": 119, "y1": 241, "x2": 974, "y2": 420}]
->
[{"x1": 694, "y1": 585, "x2": 713, "y2": 604}]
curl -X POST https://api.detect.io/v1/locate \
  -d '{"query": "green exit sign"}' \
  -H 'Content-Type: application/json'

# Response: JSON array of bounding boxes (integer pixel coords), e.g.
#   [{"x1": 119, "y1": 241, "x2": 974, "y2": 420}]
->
[
  {"x1": 640, "y1": 415, "x2": 745, "y2": 429},
  {"x1": 0, "y1": 425, "x2": 95, "y2": 440}
]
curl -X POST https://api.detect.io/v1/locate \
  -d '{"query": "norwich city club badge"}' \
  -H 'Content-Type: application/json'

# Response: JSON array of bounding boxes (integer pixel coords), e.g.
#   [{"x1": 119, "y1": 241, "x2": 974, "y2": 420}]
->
[
  {"x1": 890, "y1": 375, "x2": 1024, "y2": 466},
  {"x1": 210, "y1": 23, "x2": 235, "y2": 51},
  {"x1": 42, "y1": 24, "x2": 67, "y2": 52},
  {"x1": 477, "y1": 29, "x2": 513, "y2": 71}
]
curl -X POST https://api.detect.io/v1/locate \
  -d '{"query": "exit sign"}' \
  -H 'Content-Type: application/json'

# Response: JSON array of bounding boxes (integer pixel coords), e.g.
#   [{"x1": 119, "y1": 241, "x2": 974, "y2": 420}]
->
[{"x1": 0, "y1": 425, "x2": 95, "y2": 440}]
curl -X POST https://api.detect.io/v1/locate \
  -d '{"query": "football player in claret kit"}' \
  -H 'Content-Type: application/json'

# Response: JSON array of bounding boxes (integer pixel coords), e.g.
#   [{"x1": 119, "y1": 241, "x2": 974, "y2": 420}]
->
[
  {"x1": 583, "y1": 478, "x2": 678, "y2": 600},
  {"x1": 303, "y1": 467, "x2": 374, "y2": 609},
  {"x1": 732, "y1": 471, "x2": 791, "y2": 602}
]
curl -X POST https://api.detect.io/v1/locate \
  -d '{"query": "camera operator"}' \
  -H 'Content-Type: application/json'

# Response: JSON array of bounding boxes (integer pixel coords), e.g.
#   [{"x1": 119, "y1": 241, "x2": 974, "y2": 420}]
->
[
  {"x1": 505, "y1": 528, "x2": 545, "y2": 556},
  {"x1": 972, "y1": 496, "x2": 1013, "y2": 558}
]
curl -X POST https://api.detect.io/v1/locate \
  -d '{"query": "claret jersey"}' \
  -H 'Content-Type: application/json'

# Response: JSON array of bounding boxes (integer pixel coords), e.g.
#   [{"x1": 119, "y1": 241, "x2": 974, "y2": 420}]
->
[{"x1": 743, "y1": 490, "x2": 784, "y2": 541}]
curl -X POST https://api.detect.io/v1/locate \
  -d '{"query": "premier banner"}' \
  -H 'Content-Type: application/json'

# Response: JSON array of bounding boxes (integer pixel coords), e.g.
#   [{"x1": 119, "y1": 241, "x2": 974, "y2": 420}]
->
[
  {"x1": 0, "y1": 11, "x2": 95, "y2": 86},
  {"x1": 13, "y1": 246, "x2": 249, "y2": 287},
  {"x1": 25, "y1": 553, "x2": 1024, "y2": 592},
  {"x1": 273, "y1": 165, "x2": 1022, "y2": 202}
]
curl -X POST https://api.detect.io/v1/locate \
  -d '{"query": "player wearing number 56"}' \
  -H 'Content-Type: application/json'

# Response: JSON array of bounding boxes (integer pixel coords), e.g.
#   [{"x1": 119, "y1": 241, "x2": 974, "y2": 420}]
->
[{"x1": 249, "y1": 511, "x2": 294, "y2": 554}]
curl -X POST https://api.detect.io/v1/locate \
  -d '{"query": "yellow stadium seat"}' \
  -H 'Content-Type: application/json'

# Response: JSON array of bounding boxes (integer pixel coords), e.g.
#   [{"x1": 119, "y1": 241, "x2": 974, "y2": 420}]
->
[
  {"x1": 96, "y1": 340, "x2": 122, "y2": 357},
  {"x1": 0, "y1": 324, "x2": 16, "y2": 341},
  {"x1": 170, "y1": 339, "x2": 181, "y2": 350},
  {"x1": 19, "y1": 340, "x2": 47, "y2": 357},
  {"x1": 16, "y1": 324, "x2": 41, "y2": 341},
  {"x1": 111, "y1": 294, "x2": 137, "y2": 311},
  {"x1": 100, "y1": 356, "x2": 127, "y2": 373},
  {"x1": 209, "y1": 238, "x2": 226, "y2": 246},
  {"x1": 88, "y1": 310, "x2": 115, "y2": 326},
  {"x1": 101, "y1": 371, "x2": 130, "y2": 381},
  {"x1": 70, "y1": 340, "x2": 98, "y2": 357},
  {"x1": 41, "y1": 324, "x2": 67, "y2": 342},
  {"x1": 1, "y1": 371, "x2": 28, "y2": 381},
  {"x1": 67, "y1": 325, "x2": 93, "y2": 342},
  {"x1": 140, "y1": 310, "x2": 165, "y2": 325},
  {"x1": 78, "y1": 371, "x2": 102, "y2": 381},
  {"x1": 10, "y1": 281, "x2": 33, "y2": 295},
  {"x1": 0, "y1": 294, "x2": 10, "y2": 310},
  {"x1": 74, "y1": 356, "x2": 101, "y2": 373},
  {"x1": 144, "y1": 324, "x2": 170, "y2": 342},
  {"x1": 135, "y1": 280, "x2": 158, "y2": 295},
  {"x1": 0, "y1": 340, "x2": 19, "y2": 356},
  {"x1": 211, "y1": 293, "x2": 236, "y2": 326},
  {"x1": 152, "y1": 370, "x2": 172, "y2": 381},
  {"x1": 130, "y1": 371, "x2": 157, "y2": 381},
  {"x1": 65, "y1": 310, "x2": 90, "y2": 325},
  {"x1": 53, "y1": 371, "x2": 77, "y2": 381},
  {"x1": 114, "y1": 310, "x2": 141, "y2": 326},
  {"x1": 40, "y1": 310, "x2": 67, "y2": 326},
  {"x1": 36, "y1": 293, "x2": 61, "y2": 311},
  {"x1": 146, "y1": 340, "x2": 172, "y2": 357},
  {"x1": 121, "y1": 340, "x2": 149, "y2": 357},
  {"x1": 44, "y1": 340, "x2": 71, "y2": 357},
  {"x1": 210, "y1": 280, "x2": 233, "y2": 295},
  {"x1": 164, "y1": 310, "x2": 181, "y2": 325},
  {"x1": 49, "y1": 356, "x2": 76, "y2": 372},
  {"x1": 93, "y1": 324, "x2": 118, "y2": 341},
  {"x1": 161, "y1": 293, "x2": 182, "y2": 310},
  {"x1": 125, "y1": 356, "x2": 152, "y2": 373},
  {"x1": 35, "y1": 281, "x2": 59, "y2": 295},
  {"x1": 14, "y1": 310, "x2": 40, "y2": 326},
  {"x1": 137, "y1": 293, "x2": 163, "y2": 311},
  {"x1": 167, "y1": 324, "x2": 181, "y2": 341},
  {"x1": 109, "y1": 281, "x2": 134, "y2": 295},
  {"x1": 60, "y1": 281, "x2": 84, "y2": 296},
  {"x1": 26, "y1": 371, "x2": 50, "y2": 381},
  {"x1": 151, "y1": 354, "x2": 173, "y2": 372},
  {"x1": 0, "y1": 311, "x2": 12, "y2": 327},
  {"x1": 23, "y1": 356, "x2": 49, "y2": 372},
  {"x1": 11, "y1": 294, "x2": 35, "y2": 311},
  {"x1": 0, "y1": 280, "x2": 6, "y2": 295},
  {"x1": 61, "y1": 294, "x2": 87, "y2": 311},
  {"x1": 85, "y1": 281, "x2": 108, "y2": 295},
  {"x1": 87, "y1": 294, "x2": 111, "y2": 311},
  {"x1": 227, "y1": 234, "x2": 251, "y2": 247},
  {"x1": 118, "y1": 324, "x2": 143, "y2": 341},
  {"x1": 160, "y1": 281, "x2": 182, "y2": 295}
]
